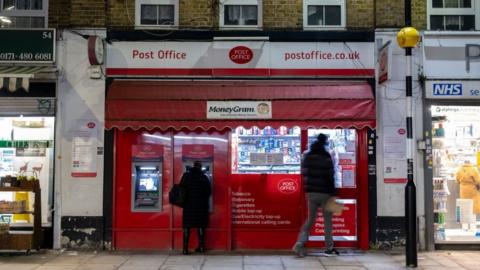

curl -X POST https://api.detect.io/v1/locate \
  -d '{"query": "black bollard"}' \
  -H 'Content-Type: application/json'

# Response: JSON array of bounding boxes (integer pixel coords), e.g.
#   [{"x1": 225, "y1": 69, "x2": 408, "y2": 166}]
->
[{"x1": 405, "y1": 179, "x2": 417, "y2": 267}]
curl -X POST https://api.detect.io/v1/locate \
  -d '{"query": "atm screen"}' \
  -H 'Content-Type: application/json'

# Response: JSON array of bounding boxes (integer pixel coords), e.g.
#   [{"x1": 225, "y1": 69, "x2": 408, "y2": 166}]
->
[{"x1": 138, "y1": 177, "x2": 158, "y2": 192}]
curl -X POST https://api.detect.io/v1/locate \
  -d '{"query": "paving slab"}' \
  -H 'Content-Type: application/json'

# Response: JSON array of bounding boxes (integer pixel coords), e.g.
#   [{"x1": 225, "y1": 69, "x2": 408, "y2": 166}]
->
[{"x1": 0, "y1": 249, "x2": 478, "y2": 269}]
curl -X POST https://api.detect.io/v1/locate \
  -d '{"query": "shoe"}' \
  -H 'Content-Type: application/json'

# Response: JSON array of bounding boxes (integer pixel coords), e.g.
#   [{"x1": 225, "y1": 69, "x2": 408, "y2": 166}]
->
[
  {"x1": 292, "y1": 242, "x2": 306, "y2": 258},
  {"x1": 194, "y1": 246, "x2": 205, "y2": 253},
  {"x1": 324, "y1": 248, "x2": 340, "y2": 256},
  {"x1": 182, "y1": 248, "x2": 189, "y2": 255}
]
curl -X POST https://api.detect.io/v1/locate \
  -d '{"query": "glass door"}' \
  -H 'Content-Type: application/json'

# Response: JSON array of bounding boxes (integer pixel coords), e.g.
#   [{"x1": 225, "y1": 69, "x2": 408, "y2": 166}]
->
[{"x1": 431, "y1": 105, "x2": 480, "y2": 243}]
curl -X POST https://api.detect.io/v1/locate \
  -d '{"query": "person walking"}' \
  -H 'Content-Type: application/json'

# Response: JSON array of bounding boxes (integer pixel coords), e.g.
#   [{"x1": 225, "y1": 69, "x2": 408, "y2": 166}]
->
[
  {"x1": 292, "y1": 133, "x2": 339, "y2": 257},
  {"x1": 180, "y1": 160, "x2": 211, "y2": 255}
]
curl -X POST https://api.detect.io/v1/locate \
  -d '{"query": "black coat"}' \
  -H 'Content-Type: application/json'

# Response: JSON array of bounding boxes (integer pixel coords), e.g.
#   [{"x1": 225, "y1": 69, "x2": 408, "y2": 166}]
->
[
  {"x1": 180, "y1": 168, "x2": 211, "y2": 228},
  {"x1": 302, "y1": 142, "x2": 336, "y2": 195}
]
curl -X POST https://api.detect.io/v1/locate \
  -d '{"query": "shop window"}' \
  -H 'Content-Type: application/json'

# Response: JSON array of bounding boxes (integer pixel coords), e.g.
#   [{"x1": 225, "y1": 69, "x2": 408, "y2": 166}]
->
[
  {"x1": 135, "y1": 0, "x2": 178, "y2": 28},
  {"x1": 307, "y1": 129, "x2": 357, "y2": 189},
  {"x1": 303, "y1": 0, "x2": 346, "y2": 29},
  {"x1": 0, "y1": 117, "x2": 54, "y2": 226},
  {"x1": 219, "y1": 0, "x2": 262, "y2": 29},
  {"x1": 431, "y1": 105, "x2": 480, "y2": 243},
  {"x1": 428, "y1": 0, "x2": 478, "y2": 30},
  {"x1": 0, "y1": 0, "x2": 47, "y2": 28},
  {"x1": 232, "y1": 126, "x2": 301, "y2": 174}
]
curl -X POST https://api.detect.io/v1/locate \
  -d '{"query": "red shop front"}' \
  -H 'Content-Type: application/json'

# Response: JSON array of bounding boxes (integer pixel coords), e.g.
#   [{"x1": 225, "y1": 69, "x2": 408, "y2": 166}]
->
[{"x1": 107, "y1": 80, "x2": 375, "y2": 251}]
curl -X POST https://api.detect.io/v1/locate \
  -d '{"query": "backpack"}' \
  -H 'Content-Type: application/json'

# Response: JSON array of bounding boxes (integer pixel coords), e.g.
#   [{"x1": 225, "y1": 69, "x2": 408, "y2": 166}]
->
[{"x1": 169, "y1": 184, "x2": 186, "y2": 207}]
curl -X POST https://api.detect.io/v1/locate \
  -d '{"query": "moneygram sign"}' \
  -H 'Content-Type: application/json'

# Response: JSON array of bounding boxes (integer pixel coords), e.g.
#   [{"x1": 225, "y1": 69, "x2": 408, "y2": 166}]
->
[{"x1": 207, "y1": 101, "x2": 272, "y2": 119}]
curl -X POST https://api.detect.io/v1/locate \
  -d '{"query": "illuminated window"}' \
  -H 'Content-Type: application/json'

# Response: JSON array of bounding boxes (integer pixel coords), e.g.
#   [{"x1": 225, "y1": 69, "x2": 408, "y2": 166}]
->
[{"x1": 0, "y1": 0, "x2": 47, "y2": 28}]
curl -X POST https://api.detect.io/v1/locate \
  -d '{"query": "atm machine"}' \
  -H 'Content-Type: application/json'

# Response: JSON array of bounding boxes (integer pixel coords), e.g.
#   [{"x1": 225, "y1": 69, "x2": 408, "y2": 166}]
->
[
  {"x1": 182, "y1": 144, "x2": 213, "y2": 212},
  {"x1": 131, "y1": 145, "x2": 163, "y2": 211}
]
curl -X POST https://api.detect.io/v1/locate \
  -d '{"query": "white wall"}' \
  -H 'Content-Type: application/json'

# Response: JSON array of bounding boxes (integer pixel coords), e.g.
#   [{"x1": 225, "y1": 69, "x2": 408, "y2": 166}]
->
[
  {"x1": 375, "y1": 30, "x2": 426, "y2": 248},
  {"x1": 54, "y1": 29, "x2": 106, "y2": 248}
]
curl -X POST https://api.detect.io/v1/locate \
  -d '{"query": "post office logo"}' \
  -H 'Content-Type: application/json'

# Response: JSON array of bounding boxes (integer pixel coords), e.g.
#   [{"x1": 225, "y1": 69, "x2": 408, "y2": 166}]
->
[
  {"x1": 278, "y1": 179, "x2": 298, "y2": 194},
  {"x1": 229, "y1": 46, "x2": 253, "y2": 64}
]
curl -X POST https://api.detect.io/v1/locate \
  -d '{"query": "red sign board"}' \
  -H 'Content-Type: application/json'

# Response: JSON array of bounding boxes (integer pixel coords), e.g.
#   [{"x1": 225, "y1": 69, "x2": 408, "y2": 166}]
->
[
  {"x1": 182, "y1": 144, "x2": 214, "y2": 159},
  {"x1": 132, "y1": 144, "x2": 164, "y2": 159},
  {"x1": 309, "y1": 200, "x2": 357, "y2": 241}
]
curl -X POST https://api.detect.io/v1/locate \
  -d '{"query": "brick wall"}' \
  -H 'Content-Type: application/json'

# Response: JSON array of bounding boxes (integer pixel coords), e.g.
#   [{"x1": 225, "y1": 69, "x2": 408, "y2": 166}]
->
[
  {"x1": 375, "y1": 1, "x2": 403, "y2": 28},
  {"x1": 263, "y1": 0, "x2": 302, "y2": 29},
  {"x1": 376, "y1": 0, "x2": 427, "y2": 29},
  {"x1": 51, "y1": 0, "x2": 427, "y2": 31},
  {"x1": 412, "y1": 0, "x2": 427, "y2": 30},
  {"x1": 48, "y1": 0, "x2": 71, "y2": 27},
  {"x1": 179, "y1": 0, "x2": 215, "y2": 29},
  {"x1": 69, "y1": 0, "x2": 106, "y2": 27},
  {"x1": 347, "y1": 0, "x2": 374, "y2": 29},
  {"x1": 106, "y1": 0, "x2": 378, "y2": 30},
  {"x1": 108, "y1": 0, "x2": 135, "y2": 27}
]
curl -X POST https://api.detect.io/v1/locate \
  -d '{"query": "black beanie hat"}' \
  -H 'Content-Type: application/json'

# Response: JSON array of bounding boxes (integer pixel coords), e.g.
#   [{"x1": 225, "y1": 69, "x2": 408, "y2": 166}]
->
[{"x1": 317, "y1": 133, "x2": 328, "y2": 145}]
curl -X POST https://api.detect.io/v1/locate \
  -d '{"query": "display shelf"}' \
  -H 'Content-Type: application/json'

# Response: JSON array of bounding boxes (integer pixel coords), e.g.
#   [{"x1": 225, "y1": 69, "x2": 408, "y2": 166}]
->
[
  {"x1": 0, "y1": 180, "x2": 42, "y2": 253},
  {"x1": 0, "y1": 211, "x2": 34, "y2": 215},
  {"x1": 238, "y1": 134, "x2": 300, "y2": 138}
]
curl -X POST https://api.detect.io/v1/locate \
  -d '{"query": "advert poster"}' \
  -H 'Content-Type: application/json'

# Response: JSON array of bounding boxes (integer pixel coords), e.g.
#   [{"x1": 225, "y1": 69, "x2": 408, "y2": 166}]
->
[
  {"x1": 231, "y1": 174, "x2": 302, "y2": 229},
  {"x1": 378, "y1": 41, "x2": 391, "y2": 84},
  {"x1": 384, "y1": 126, "x2": 407, "y2": 159},
  {"x1": 309, "y1": 199, "x2": 357, "y2": 241},
  {"x1": 384, "y1": 159, "x2": 407, "y2": 184},
  {"x1": 71, "y1": 120, "x2": 98, "y2": 178}
]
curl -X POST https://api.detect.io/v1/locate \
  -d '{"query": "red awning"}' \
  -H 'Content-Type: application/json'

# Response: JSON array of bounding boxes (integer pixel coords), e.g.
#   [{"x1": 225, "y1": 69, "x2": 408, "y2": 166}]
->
[{"x1": 106, "y1": 81, "x2": 376, "y2": 131}]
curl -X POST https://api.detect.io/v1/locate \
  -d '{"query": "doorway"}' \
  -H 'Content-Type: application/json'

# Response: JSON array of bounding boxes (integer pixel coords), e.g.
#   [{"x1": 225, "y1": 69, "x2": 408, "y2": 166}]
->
[{"x1": 430, "y1": 105, "x2": 480, "y2": 244}]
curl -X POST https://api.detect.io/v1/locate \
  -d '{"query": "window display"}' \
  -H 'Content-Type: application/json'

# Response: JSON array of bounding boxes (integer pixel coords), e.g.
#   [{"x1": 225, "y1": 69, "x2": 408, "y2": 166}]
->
[
  {"x1": 0, "y1": 117, "x2": 54, "y2": 226},
  {"x1": 308, "y1": 129, "x2": 357, "y2": 188},
  {"x1": 232, "y1": 126, "x2": 301, "y2": 174},
  {"x1": 432, "y1": 105, "x2": 480, "y2": 243}
]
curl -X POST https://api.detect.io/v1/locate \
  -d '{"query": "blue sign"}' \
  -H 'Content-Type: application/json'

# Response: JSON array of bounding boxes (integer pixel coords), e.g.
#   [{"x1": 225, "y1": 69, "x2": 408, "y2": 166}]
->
[{"x1": 432, "y1": 83, "x2": 462, "y2": 96}]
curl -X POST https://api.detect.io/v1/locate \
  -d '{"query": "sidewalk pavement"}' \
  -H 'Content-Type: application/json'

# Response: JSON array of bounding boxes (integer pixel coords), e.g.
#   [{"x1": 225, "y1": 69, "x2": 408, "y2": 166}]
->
[{"x1": 0, "y1": 249, "x2": 479, "y2": 270}]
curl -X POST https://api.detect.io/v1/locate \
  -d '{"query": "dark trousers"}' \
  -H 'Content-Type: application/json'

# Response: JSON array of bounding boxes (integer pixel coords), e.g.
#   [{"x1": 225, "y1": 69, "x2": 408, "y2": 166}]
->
[{"x1": 183, "y1": 227, "x2": 205, "y2": 254}]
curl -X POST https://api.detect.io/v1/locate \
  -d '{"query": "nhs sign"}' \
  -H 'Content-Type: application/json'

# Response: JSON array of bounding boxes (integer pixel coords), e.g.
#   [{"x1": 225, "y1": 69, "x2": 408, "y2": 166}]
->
[
  {"x1": 432, "y1": 83, "x2": 462, "y2": 96},
  {"x1": 426, "y1": 81, "x2": 480, "y2": 99}
]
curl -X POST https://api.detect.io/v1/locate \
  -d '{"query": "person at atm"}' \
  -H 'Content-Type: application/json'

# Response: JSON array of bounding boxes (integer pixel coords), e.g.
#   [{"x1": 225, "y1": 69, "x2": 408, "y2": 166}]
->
[
  {"x1": 292, "y1": 133, "x2": 339, "y2": 257},
  {"x1": 180, "y1": 161, "x2": 211, "y2": 255}
]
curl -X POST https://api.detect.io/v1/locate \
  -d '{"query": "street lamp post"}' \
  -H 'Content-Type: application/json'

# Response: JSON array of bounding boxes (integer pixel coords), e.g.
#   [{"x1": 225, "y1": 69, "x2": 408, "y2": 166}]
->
[{"x1": 396, "y1": 0, "x2": 420, "y2": 267}]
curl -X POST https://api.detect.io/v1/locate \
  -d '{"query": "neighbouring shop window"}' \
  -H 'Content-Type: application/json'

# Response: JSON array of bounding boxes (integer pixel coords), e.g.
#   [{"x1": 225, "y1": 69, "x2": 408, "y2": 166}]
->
[
  {"x1": 432, "y1": 105, "x2": 480, "y2": 243},
  {"x1": 428, "y1": 0, "x2": 477, "y2": 30},
  {"x1": 135, "y1": 0, "x2": 178, "y2": 28},
  {"x1": 232, "y1": 126, "x2": 301, "y2": 174},
  {"x1": 0, "y1": 117, "x2": 54, "y2": 226},
  {"x1": 220, "y1": 0, "x2": 262, "y2": 28},
  {"x1": 303, "y1": 0, "x2": 346, "y2": 29},
  {"x1": 307, "y1": 129, "x2": 357, "y2": 188},
  {"x1": 0, "y1": 0, "x2": 47, "y2": 28}
]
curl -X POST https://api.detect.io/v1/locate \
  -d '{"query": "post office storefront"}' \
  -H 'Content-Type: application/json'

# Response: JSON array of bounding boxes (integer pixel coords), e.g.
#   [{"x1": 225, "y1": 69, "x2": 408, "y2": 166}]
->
[{"x1": 105, "y1": 34, "x2": 376, "y2": 251}]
